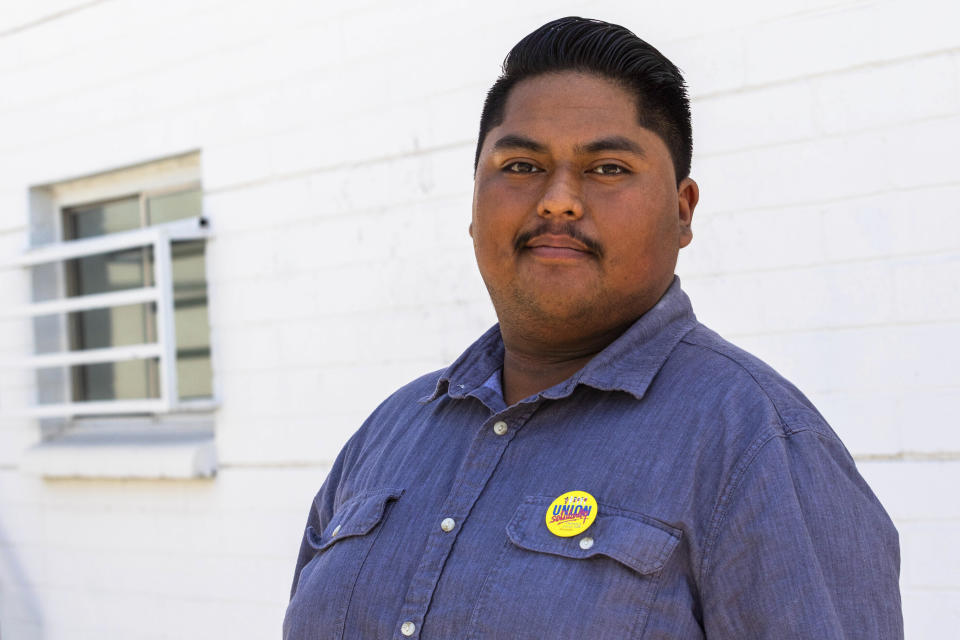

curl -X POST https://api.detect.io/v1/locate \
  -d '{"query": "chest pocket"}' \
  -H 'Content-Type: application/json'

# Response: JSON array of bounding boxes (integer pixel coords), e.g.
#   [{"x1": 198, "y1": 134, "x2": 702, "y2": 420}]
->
[
  {"x1": 306, "y1": 487, "x2": 404, "y2": 552},
  {"x1": 284, "y1": 488, "x2": 403, "y2": 640},
  {"x1": 468, "y1": 496, "x2": 681, "y2": 640}
]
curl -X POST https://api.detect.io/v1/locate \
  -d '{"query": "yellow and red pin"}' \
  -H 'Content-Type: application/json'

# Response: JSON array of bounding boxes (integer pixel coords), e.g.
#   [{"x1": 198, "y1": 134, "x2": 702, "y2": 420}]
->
[{"x1": 546, "y1": 490, "x2": 597, "y2": 537}]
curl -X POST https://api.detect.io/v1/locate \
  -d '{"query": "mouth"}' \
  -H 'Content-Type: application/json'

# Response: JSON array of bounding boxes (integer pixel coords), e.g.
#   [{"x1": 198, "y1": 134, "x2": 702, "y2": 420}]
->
[{"x1": 522, "y1": 234, "x2": 597, "y2": 261}]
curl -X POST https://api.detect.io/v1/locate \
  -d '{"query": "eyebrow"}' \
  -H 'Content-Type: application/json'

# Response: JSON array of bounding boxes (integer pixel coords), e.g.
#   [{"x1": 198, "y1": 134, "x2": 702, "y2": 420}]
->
[
  {"x1": 491, "y1": 134, "x2": 547, "y2": 154},
  {"x1": 490, "y1": 134, "x2": 645, "y2": 157},
  {"x1": 576, "y1": 136, "x2": 646, "y2": 157}
]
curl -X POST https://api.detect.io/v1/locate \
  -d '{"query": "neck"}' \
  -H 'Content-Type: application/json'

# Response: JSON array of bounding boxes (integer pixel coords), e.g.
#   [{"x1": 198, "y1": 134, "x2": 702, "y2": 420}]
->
[{"x1": 498, "y1": 320, "x2": 633, "y2": 406}]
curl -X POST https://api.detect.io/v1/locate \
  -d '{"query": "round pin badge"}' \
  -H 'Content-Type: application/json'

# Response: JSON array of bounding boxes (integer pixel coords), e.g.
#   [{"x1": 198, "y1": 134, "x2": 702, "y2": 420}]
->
[{"x1": 546, "y1": 490, "x2": 598, "y2": 537}]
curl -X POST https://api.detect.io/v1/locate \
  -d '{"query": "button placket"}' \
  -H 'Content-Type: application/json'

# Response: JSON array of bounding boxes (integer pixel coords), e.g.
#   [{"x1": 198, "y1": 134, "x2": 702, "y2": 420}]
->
[{"x1": 394, "y1": 404, "x2": 540, "y2": 638}]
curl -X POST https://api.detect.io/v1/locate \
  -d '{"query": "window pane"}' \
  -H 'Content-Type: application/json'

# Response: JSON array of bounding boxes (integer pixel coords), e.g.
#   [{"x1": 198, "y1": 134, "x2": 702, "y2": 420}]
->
[
  {"x1": 68, "y1": 247, "x2": 149, "y2": 297},
  {"x1": 66, "y1": 196, "x2": 140, "y2": 239},
  {"x1": 177, "y1": 350, "x2": 213, "y2": 399},
  {"x1": 63, "y1": 197, "x2": 152, "y2": 404},
  {"x1": 56, "y1": 188, "x2": 212, "y2": 404},
  {"x1": 69, "y1": 303, "x2": 154, "y2": 350},
  {"x1": 65, "y1": 198, "x2": 148, "y2": 299},
  {"x1": 68, "y1": 302, "x2": 157, "y2": 402},
  {"x1": 147, "y1": 189, "x2": 201, "y2": 225},
  {"x1": 72, "y1": 358, "x2": 160, "y2": 401},
  {"x1": 171, "y1": 240, "x2": 212, "y2": 398}
]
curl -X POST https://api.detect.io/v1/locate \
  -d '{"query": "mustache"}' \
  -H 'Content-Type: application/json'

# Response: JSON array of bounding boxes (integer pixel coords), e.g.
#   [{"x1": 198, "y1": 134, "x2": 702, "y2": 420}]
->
[{"x1": 513, "y1": 221, "x2": 604, "y2": 257}]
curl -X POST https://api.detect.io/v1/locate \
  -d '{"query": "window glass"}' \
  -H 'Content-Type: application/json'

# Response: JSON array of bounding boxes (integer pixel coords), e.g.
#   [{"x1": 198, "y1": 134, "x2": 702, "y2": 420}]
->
[
  {"x1": 60, "y1": 188, "x2": 210, "y2": 403},
  {"x1": 79, "y1": 359, "x2": 159, "y2": 401},
  {"x1": 147, "y1": 189, "x2": 201, "y2": 224},
  {"x1": 69, "y1": 196, "x2": 141, "y2": 238},
  {"x1": 171, "y1": 240, "x2": 212, "y2": 399}
]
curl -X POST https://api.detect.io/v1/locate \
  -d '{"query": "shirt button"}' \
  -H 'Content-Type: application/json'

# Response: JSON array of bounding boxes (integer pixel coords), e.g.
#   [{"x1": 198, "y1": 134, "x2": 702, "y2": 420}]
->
[
  {"x1": 492, "y1": 421, "x2": 508, "y2": 436},
  {"x1": 440, "y1": 517, "x2": 456, "y2": 532},
  {"x1": 331, "y1": 524, "x2": 341, "y2": 537},
  {"x1": 400, "y1": 621, "x2": 416, "y2": 636},
  {"x1": 579, "y1": 536, "x2": 594, "y2": 550}
]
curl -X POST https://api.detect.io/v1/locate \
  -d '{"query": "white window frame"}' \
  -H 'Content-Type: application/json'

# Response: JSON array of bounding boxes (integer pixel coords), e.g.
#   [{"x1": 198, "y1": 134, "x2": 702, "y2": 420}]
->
[
  {"x1": 5, "y1": 216, "x2": 213, "y2": 417},
  {"x1": 1, "y1": 152, "x2": 217, "y2": 419}
]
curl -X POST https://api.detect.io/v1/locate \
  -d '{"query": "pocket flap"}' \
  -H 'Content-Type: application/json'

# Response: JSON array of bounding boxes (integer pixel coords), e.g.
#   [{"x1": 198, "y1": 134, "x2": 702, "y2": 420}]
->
[
  {"x1": 506, "y1": 496, "x2": 681, "y2": 575},
  {"x1": 307, "y1": 487, "x2": 403, "y2": 552}
]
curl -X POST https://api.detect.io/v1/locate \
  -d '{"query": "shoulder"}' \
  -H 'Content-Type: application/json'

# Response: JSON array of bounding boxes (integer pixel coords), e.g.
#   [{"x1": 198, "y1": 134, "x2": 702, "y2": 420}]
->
[
  {"x1": 374, "y1": 368, "x2": 447, "y2": 414},
  {"x1": 670, "y1": 322, "x2": 837, "y2": 442}
]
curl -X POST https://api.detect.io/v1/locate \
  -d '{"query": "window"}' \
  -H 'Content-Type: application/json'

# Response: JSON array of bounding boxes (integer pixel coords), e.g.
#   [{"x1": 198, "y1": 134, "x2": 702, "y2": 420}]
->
[{"x1": 15, "y1": 153, "x2": 215, "y2": 418}]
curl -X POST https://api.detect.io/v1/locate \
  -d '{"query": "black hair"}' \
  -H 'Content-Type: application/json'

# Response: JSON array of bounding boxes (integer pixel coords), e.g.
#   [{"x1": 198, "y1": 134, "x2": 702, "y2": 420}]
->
[{"x1": 475, "y1": 17, "x2": 692, "y2": 183}]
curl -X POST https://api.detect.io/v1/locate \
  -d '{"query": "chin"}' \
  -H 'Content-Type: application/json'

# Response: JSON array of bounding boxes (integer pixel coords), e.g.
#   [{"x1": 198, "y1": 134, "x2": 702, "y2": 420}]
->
[{"x1": 504, "y1": 290, "x2": 600, "y2": 326}]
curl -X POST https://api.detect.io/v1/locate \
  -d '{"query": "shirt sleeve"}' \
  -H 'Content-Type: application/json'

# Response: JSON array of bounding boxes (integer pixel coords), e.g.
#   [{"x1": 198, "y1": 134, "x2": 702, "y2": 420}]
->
[
  {"x1": 700, "y1": 429, "x2": 903, "y2": 639},
  {"x1": 288, "y1": 449, "x2": 347, "y2": 601}
]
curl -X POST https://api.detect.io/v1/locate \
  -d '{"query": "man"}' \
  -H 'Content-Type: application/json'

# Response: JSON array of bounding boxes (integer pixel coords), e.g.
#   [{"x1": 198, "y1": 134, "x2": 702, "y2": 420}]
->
[{"x1": 284, "y1": 17, "x2": 902, "y2": 639}]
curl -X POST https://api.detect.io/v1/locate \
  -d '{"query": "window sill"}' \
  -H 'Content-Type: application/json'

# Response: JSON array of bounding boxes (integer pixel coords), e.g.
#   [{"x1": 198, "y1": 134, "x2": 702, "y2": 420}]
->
[{"x1": 20, "y1": 419, "x2": 216, "y2": 479}]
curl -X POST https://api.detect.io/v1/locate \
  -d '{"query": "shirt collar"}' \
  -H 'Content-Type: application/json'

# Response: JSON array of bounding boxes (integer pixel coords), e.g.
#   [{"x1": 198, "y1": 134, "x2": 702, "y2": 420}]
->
[{"x1": 422, "y1": 276, "x2": 697, "y2": 403}]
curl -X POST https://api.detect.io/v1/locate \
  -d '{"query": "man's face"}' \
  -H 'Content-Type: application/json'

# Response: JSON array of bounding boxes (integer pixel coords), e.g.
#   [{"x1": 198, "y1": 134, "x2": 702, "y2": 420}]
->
[{"x1": 471, "y1": 71, "x2": 698, "y2": 344}]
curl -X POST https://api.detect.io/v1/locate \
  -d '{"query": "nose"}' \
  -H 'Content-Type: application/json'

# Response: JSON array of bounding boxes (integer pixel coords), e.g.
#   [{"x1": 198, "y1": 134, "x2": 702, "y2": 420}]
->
[{"x1": 537, "y1": 167, "x2": 583, "y2": 219}]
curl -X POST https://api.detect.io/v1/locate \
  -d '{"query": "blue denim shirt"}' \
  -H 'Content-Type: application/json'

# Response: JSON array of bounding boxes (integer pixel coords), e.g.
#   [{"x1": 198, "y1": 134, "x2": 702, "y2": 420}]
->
[{"x1": 284, "y1": 279, "x2": 902, "y2": 639}]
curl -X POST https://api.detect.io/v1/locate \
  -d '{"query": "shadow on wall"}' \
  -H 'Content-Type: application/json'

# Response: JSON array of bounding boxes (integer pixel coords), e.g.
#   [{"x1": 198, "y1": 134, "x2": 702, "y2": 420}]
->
[{"x1": 0, "y1": 518, "x2": 44, "y2": 640}]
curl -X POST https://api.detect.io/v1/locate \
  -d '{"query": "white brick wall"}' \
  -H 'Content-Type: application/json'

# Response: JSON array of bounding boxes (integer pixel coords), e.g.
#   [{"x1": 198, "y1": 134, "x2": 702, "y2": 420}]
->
[
  {"x1": 0, "y1": 0, "x2": 957, "y2": 637},
  {"x1": 0, "y1": 466, "x2": 325, "y2": 639}
]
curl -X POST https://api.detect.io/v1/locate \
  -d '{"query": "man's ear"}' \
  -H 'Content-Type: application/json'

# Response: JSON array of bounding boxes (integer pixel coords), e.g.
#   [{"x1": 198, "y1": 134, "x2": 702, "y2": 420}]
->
[
  {"x1": 677, "y1": 177, "x2": 698, "y2": 248},
  {"x1": 468, "y1": 221, "x2": 474, "y2": 238}
]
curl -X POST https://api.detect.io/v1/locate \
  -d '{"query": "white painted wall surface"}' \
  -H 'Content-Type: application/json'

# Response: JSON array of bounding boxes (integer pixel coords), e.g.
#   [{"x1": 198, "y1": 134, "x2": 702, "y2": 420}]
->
[{"x1": 0, "y1": 0, "x2": 957, "y2": 637}]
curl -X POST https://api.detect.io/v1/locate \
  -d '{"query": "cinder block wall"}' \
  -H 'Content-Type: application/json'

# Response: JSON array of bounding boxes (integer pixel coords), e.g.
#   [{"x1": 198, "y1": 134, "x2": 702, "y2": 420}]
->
[
  {"x1": 0, "y1": 1, "x2": 956, "y2": 637},
  {"x1": 671, "y1": 3, "x2": 960, "y2": 633}
]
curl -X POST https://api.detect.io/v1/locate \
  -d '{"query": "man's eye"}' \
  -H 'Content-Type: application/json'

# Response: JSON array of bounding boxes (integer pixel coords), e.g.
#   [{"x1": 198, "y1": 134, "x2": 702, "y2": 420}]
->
[
  {"x1": 590, "y1": 164, "x2": 627, "y2": 175},
  {"x1": 504, "y1": 162, "x2": 539, "y2": 173}
]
